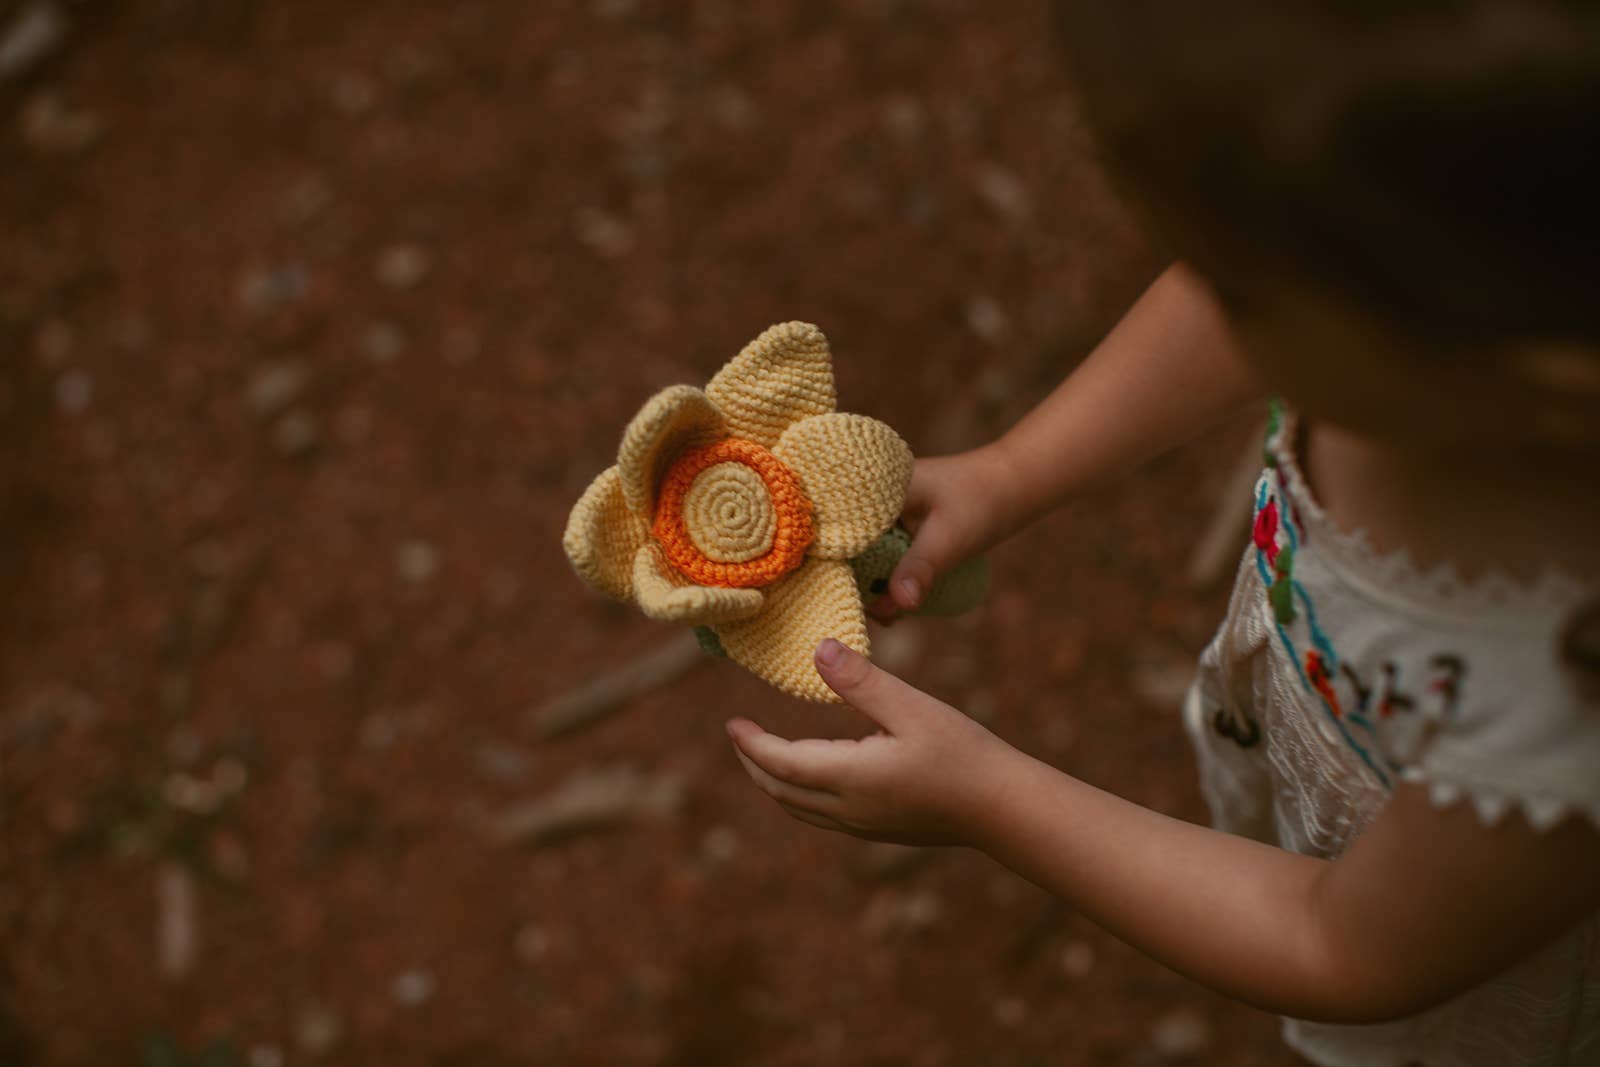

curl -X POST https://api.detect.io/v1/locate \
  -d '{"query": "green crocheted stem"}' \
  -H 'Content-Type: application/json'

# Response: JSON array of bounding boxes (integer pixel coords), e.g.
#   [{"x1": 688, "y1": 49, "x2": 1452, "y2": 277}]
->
[
  {"x1": 694, "y1": 625, "x2": 729, "y2": 658},
  {"x1": 847, "y1": 528, "x2": 989, "y2": 617}
]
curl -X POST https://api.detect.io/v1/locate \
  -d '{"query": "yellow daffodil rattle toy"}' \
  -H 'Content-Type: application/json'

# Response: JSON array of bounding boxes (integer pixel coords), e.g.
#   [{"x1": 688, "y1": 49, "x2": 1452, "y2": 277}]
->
[{"x1": 563, "y1": 322, "x2": 986, "y2": 702}]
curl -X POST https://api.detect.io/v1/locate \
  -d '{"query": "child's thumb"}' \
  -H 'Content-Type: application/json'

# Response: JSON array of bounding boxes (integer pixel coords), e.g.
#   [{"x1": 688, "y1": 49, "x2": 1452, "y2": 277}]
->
[{"x1": 889, "y1": 521, "x2": 961, "y2": 611}]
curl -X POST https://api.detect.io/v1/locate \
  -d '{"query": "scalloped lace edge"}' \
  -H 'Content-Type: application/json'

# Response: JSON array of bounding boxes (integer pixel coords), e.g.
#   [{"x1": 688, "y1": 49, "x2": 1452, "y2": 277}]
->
[
  {"x1": 1268, "y1": 409, "x2": 1593, "y2": 618},
  {"x1": 1404, "y1": 769, "x2": 1595, "y2": 832}
]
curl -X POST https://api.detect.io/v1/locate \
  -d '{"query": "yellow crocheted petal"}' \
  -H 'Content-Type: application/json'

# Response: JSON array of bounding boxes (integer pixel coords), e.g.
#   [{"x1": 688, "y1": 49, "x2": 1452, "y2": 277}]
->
[
  {"x1": 773, "y1": 413, "x2": 913, "y2": 560},
  {"x1": 617, "y1": 385, "x2": 728, "y2": 516},
  {"x1": 563, "y1": 466, "x2": 651, "y2": 602},
  {"x1": 704, "y1": 322, "x2": 837, "y2": 448},
  {"x1": 713, "y1": 557, "x2": 868, "y2": 703},
  {"x1": 632, "y1": 543, "x2": 766, "y2": 625}
]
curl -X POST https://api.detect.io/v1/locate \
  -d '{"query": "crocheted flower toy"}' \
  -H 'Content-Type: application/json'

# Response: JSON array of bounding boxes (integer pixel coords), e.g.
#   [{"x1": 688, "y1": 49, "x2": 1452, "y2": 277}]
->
[{"x1": 563, "y1": 321, "x2": 985, "y2": 702}]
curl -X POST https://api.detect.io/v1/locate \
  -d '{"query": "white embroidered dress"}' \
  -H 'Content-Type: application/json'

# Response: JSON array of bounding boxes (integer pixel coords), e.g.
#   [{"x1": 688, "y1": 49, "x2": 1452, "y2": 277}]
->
[{"x1": 1184, "y1": 409, "x2": 1600, "y2": 1067}]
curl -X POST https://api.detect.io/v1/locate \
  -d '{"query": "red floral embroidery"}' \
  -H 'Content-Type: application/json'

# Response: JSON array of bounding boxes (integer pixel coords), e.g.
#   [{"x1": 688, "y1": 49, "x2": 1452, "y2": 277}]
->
[
  {"x1": 1306, "y1": 650, "x2": 1342, "y2": 717},
  {"x1": 1252, "y1": 498, "x2": 1281, "y2": 566}
]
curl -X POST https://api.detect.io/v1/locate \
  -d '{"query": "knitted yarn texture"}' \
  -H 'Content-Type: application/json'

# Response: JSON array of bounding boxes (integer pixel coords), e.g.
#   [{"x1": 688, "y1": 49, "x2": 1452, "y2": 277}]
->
[{"x1": 564, "y1": 322, "x2": 914, "y2": 702}]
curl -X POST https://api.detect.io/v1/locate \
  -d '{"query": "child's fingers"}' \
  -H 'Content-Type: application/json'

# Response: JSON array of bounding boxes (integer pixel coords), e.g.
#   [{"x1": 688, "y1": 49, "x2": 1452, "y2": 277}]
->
[
  {"x1": 777, "y1": 802, "x2": 848, "y2": 834},
  {"x1": 726, "y1": 718, "x2": 852, "y2": 789},
  {"x1": 729, "y1": 743, "x2": 839, "y2": 815},
  {"x1": 814, "y1": 639, "x2": 926, "y2": 733},
  {"x1": 726, "y1": 717, "x2": 858, "y2": 795},
  {"x1": 866, "y1": 593, "x2": 900, "y2": 623},
  {"x1": 899, "y1": 463, "x2": 936, "y2": 525},
  {"x1": 889, "y1": 511, "x2": 961, "y2": 611}
]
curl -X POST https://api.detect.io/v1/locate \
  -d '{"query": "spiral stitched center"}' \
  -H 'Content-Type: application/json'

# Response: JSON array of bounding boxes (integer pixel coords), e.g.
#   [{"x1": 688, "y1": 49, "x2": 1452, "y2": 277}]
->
[
  {"x1": 652, "y1": 438, "x2": 813, "y2": 588},
  {"x1": 681, "y1": 462, "x2": 776, "y2": 562}
]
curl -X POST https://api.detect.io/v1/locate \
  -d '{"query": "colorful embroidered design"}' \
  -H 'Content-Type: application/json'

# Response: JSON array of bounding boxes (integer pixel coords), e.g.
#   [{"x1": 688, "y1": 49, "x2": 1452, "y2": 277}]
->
[
  {"x1": 1253, "y1": 494, "x2": 1301, "y2": 623},
  {"x1": 1427, "y1": 654, "x2": 1466, "y2": 714},
  {"x1": 1306, "y1": 650, "x2": 1342, "y2": 717},
  {"x1": 1263, "y1": 396, "x2": 1284, "y2": 468},
  {"x1": 1268, "y1": 546, "x2": 1297, "y2": 625},
  {"x1": 1375, "y1": 663, "x2": 1416, "y2": 719},
  {"x1": 1252, "y1": 497, "x2": 1280, "y2": 563},
  {"x1": 1250, "y1": 449, "x2": 1470, "y2": 782},
  {"x1": 1252, "y1": 474, "x2": 1390, "y2": 783}
]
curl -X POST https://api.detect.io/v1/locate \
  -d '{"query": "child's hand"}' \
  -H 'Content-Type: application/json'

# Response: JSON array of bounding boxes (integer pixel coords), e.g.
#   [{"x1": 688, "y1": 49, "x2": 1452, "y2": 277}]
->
[
  {"x1": 725, "y1": 638, "x2": 1014, "y2": 845},
  {"x1": 870, "y1": 446, "x2": 1022, "y2": 622}
]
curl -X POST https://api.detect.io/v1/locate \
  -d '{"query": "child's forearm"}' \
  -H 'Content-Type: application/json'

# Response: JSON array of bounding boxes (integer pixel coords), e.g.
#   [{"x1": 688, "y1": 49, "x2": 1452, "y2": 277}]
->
[
  {"x1": 973, "y1": 745, "x2": 1353, "y2": 1019},
  {"x1": 732, "y1": 647, "x2": 1600, "y2": 1024},
  {"x1": 989, "y1": 263, "x2": 1265, "y2": 528},
  {"x1": 972, "y1": 741, "x2": 1600, "y2": 1023}
]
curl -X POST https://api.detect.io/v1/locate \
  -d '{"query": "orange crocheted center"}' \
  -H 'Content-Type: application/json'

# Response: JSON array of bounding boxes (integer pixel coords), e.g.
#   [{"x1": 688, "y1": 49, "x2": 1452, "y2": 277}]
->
[{"x1": 652, "y1": 438, "x2": 814, "y2": 589}]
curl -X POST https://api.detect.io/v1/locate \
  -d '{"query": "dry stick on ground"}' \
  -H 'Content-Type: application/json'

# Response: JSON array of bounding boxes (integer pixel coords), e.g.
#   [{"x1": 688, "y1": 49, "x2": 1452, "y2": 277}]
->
[
  {"x1": 530, "y1": 631, "x2": 706, "y2": 740},
  {"x1": 1185, "y1": 420, "x2": 1268, "y2": 591},
  {"x1": 0, "y1": 2, "x2": 68, "y2": 82},
  {"x1": 155, "y1": 861, "x2": 198, "y2": 981},
  {"x1": 488, "y1": 766, "x2": 686, "y2": 847}
]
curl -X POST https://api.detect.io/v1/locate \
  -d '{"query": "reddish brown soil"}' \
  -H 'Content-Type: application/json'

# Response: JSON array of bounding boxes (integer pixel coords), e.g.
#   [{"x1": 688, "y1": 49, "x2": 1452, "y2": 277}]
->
[{"x1": 1, "y1": 2, "x2": 1298, "y2": 1064}]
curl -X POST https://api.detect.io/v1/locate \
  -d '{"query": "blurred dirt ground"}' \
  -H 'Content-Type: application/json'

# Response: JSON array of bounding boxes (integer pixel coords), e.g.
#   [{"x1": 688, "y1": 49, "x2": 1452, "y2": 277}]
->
[{"x1": 1, "y1": 1, "x2": 1296, "y2": 1064}]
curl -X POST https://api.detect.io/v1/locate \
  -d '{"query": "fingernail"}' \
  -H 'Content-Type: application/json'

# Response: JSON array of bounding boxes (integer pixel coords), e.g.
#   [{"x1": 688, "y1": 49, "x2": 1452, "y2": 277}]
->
[
  {"x1": 816, "y1": 638, "x2": 847, "y2": 667},
  {"x1": 896, "y1": 577, "x2": 921, "y2": 606}
]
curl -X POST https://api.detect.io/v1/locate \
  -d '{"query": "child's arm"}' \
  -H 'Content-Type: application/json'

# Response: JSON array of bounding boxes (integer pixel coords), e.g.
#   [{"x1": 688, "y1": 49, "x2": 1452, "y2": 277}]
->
[
  {"x1": 727, "y1": 643, "x2": 1600, "y2": 1023},
  {"x1": 883, "y1": 262, "x2": 1265, "y2": 612}
]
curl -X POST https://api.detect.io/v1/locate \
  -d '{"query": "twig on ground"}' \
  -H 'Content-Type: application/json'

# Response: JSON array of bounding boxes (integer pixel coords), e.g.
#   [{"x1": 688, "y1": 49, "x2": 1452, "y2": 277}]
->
[
  {"x1": 156, "y1": 860, "x2": 198, "y2": 981},
  {"x1": 487, "y1": 765, "x2": 685, "y2": 846},
  {"x1": 530, "y1": 632, "x2": 705, "y2": 740},
  {"x1": 0, "y1": 2, "x2": 66, "y2": 82}
]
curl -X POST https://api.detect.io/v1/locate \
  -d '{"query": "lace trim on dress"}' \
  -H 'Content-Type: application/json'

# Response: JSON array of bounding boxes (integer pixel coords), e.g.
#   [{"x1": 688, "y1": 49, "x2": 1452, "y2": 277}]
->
[
  {"x1": 1403, "y1": 770, "x2": 1600, "y2": 834},
  {"x1": 1267, "y1": 407, "x2": 1593, "y2": 625},
  {"x1": 1266, "y1": 404, "x2": 1599, "y2": 832}
]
